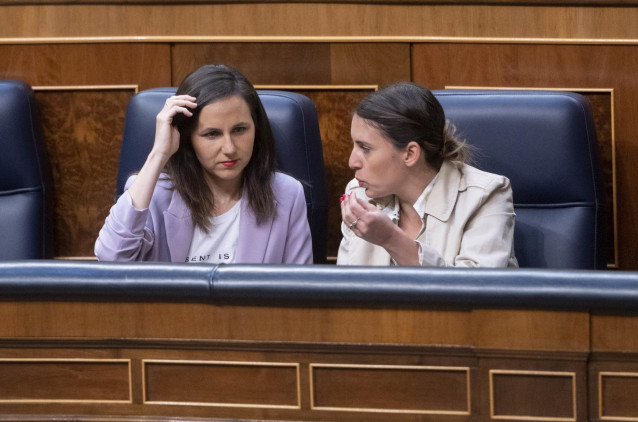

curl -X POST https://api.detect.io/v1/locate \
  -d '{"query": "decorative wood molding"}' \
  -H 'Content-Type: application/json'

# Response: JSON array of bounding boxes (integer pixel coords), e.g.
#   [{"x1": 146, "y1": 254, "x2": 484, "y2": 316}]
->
[{"x1": 4, "y1": 36, "x2": 638, "y2": 45}]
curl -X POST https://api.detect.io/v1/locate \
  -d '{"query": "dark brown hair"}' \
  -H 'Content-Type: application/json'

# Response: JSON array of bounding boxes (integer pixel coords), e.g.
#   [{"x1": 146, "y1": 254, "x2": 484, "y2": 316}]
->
[
  {"x1": 166, "y1": 64, "x2": 276, "y2": 232},
  {"x1": 355, "y1": 82, "x2": 470, "y2": 171}
]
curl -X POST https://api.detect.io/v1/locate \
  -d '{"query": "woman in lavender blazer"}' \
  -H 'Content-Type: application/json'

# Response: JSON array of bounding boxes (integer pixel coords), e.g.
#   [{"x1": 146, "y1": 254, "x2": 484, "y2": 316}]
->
[{"x1": 95, "y1": 65, "x2": 312, "y2": 264}]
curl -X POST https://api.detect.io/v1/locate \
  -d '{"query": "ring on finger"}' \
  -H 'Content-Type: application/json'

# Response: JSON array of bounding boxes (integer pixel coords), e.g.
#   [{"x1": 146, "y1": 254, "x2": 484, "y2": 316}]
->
[{"x1": 348, "y1": 217, "x2": 359, "y2": 229}]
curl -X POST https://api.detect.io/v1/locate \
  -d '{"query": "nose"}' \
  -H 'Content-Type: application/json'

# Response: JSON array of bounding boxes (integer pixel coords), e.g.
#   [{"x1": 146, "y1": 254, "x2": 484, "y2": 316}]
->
[
  {"x1": 348, "y1": 148, "x2": 361, "y2": 170},
  {"x1": 221, "y1": 134, "x2": 237, "y2": 155}
]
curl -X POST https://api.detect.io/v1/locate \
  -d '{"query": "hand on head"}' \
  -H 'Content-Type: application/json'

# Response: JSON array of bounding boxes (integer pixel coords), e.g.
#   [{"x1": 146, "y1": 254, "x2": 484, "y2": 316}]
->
[
  {"x1": 340, "y1": 192, "x2": 399, "y2": 247},
  {"x1": 153, "y1": 95, "x2": 197, "y2": 161}
]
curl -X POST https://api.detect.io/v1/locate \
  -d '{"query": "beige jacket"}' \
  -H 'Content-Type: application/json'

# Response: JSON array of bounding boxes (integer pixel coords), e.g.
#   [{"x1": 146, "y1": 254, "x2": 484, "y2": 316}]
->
[{"x1": 337, "y1": 161, "x2": 518, "y2": 267}]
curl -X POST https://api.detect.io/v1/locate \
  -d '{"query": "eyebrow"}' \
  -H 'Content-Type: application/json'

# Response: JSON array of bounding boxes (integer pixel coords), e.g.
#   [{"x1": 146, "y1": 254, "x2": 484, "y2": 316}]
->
[{"x1": 197, "y1": 121, "x2": 251, "y2": 135}]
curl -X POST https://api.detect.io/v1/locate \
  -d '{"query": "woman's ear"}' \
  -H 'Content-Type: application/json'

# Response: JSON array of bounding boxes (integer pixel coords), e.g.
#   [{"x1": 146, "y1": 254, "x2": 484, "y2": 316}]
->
[{"x1": 404, "y1": 141, "x2": 422, "y2": 167}]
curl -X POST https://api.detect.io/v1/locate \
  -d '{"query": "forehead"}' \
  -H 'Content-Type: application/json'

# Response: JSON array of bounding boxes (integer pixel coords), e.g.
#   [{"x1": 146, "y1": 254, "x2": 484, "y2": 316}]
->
[
  {"x1": 351, "y1": 114, "x2": 390, "y2": 145},
  {"x1": 197, "y1": 95, "x2": 252, "y2": 126}
]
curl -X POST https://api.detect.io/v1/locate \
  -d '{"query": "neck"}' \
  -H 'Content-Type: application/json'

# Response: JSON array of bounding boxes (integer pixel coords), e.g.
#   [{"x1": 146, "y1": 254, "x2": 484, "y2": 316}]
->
[
  {"x1": 395, "y1": 162, "x2": 438, "y2": 208},
  {"x1": 204, "y1": 175, "x2": 243, "y2": 216}
]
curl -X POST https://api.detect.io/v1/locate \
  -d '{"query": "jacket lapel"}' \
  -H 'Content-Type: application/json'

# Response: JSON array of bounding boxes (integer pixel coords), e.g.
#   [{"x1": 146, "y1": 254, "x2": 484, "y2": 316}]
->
[
  {"x1": 425, "y1": 161, "x2": 461, "y2": 222},
  {"x1": 164, "y1": 189, "x2": 194, "y2": 262},
  {"x1": 235, "y1": 191, "x2": 274, "y2": 263}
]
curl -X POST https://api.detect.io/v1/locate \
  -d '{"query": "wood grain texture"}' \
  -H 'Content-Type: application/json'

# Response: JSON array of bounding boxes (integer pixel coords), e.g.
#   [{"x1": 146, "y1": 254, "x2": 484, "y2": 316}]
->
[
  {"x1": 144, "y1": 362, "x2": 298, "y2": 406},
  {"x1": 599, "y1": 374, "x2": 638, "y2": 417},
  {"x1": 311, "y1": 365, "x2": 469, "y2": 412},
  {"x1": 0, "y1": 299, "x2": 637, "y2": 420},
  {"x1": 0, "y1": 44, "x2": 170, "y2": 89},
  {"x1": 171, "y1": 43, "x2": 410, "y2": 86},
  {"x1": 0, "y1": 361, "x2": 130, "y2": 401},
  {"x1": 472, "y1": 310, "x2": 589, "y2": 351},
  {"x1": 4, "y1": 4, "x2": 638, "y2": 40},
  {"x1": 35, "y1": 90, "x2": 131, "y2": 257},
  {"x1": 592, "y1": 314, "x2": 638, "y2": 352},
  {"x1": 0, "y1": 302, "x2": 473, "y2": 346},
  {"x1": 413, "y1": 43, "x2": 638, "y2": 270},
  {"x1": 172, "y1": 44, "x2": 332, "y2": 86},
  {"x1": 6, "y1": 0, "x2": 638, "y2": 6},
  {"x1": 491, "y1": 372, "x2": 575, "y2": 418}
]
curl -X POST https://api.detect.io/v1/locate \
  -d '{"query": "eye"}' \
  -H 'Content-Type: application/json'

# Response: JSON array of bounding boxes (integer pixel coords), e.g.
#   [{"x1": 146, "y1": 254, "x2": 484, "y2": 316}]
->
[
  {"x1": 203, "y1": 130, "x2": 222, "y2": 139},
  {"x1": 232, "y1": 125, "x2": 248, "y2": 134},
  {"x1": 356, "y1": 142, "x2": 371, "y2": 153}
]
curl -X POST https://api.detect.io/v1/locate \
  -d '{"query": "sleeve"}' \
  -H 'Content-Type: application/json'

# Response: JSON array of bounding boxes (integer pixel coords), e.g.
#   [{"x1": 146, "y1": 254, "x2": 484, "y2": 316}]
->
[
  {"x1": 282, "y1": 180, "x2": 314, "y2": 264},
  {"x1": 94, "y1": 178, "x2": 157, "y2": 262},
  {"x1": 419, "y1": 176, "x2": 517, "y2": 268},
  {"x1": 336, "y1": 178, "x2": 362, "y2": 265}
]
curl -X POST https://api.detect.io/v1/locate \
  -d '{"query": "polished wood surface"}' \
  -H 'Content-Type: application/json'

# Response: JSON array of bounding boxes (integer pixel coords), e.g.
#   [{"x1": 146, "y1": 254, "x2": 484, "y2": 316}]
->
[
  {"x1": 0, "y1": 360, "x2": 130, "y2": 402},
  {"x1": 36, "y1": 89, "x2": 132, "y2": 257},
  {"x1": 144, "y1": 361, "x2": 299, "y2": 407},
  {"x1": 4, "y1": 5, "x2": 638, "y2": 41},
  {"x1": 0, "y1": 299, "x2": 634, "y2": 420},
  {"x1": 6, "y1": 0, "x2": 638, "y2": 5}
]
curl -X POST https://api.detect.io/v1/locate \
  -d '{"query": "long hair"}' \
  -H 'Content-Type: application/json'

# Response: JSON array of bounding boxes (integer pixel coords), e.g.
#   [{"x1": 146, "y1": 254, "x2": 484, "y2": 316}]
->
[
  {"x1": 166, "y1": 64, "x2": 276, "y2": 231},
  {"x1": 355, "y1": 82, "x2": 470, "y2": 171}
]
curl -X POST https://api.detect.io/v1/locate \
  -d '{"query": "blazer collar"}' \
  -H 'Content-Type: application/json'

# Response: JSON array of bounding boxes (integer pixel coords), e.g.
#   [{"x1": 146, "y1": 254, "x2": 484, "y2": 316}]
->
[
  {"x1": 424, "y1": 161, "x2": 462, "y2": 222},
  {"x1": 235, "y1": 189, "x2": 275, "y2": 263}
]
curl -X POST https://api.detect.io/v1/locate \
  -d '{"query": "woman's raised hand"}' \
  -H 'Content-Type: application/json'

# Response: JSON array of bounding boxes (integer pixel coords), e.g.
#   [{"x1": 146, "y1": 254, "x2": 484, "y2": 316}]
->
[
  {"x1": 126, "y1": 95, "x2": 197, "y2": 211},
  {"x1": 152, "y1": 95, "x2": 197, "y2": 160},
  {"x1": 340, "y1": 193, "x2": 399, "y2": 247}
]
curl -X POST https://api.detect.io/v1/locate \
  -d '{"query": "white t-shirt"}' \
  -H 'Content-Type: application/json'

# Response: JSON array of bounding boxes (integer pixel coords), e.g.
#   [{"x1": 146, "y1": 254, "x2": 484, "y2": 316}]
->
[{"x1": 184, "y1": 200, "x2": 241, "y2": 264}]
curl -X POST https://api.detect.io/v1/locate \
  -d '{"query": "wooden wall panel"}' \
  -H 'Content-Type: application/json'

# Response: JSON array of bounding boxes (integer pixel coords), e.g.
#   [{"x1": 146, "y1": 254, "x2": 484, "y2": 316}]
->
[
  {"x1": 4, "y1": 4, "x2": 638, "y2": 40},
  {"x1": 35, "y1": 89, "x2": 132, "y2": 257},
  {"x1": 0, "y1": 44, "x2": 170, "y2": 89},
  {"x1": 0, "y1": 44, "x2": 171, "y2": 257},
  {"x1": 171, "y1": 43, "x2": 410, "y2": 86},
  {"x1": 0, "y1": 360, "x2": 130, "y2": 402},
  {"x1": 143, "y1": 361, "x2": 299, "y2": 408},
  {"x1": 413, "y1": 43, "x2": 638, "y2": 270},
  {"x1": 0, "y1": 302, "x2": 473, "y2": 346},
  {"x1": 310, "y1": 364, "x2": 469, "y2": 414},
  {"x1": 490, "y1": 371, "x2": 576, "y2": 419}
]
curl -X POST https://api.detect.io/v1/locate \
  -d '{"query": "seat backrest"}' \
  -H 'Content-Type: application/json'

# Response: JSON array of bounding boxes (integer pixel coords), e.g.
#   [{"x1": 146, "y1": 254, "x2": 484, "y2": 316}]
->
[
  {"x1": 0, "y1": 80, "x2": 54, "y2": 259},
  {"x1": 117, "y1": 88, "x2": 328, "y2": 263},
  {"x1": 434, "y1": 90, "x2": 604, "y2": 269}
]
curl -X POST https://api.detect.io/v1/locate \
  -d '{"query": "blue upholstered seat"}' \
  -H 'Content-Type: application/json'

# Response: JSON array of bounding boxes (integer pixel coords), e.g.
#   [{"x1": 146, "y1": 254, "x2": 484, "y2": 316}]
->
[
  {"x1": 0, "y1": 80, "x2": 54, "y2": 259},
  {"x1": 434, "y1": 90, "x2": 604, "y2": 269},
  {"x1": 116, "y1": 88, "x2": 328, "y2": 263}
]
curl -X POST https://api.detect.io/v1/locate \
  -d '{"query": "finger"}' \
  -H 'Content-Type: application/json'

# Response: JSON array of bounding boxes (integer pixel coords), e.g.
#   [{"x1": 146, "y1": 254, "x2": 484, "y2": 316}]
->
[
  {"x1": 165, "y1": 96, "x2": 197, "y2": 109},
  {"x1": 354, "y1": 196, "x2": 376, "y2": 211},
  {"x1": 345, "y1": 193, "x2": 368, "y2": 216},
  {"x1": 169, "y1": 106, "x2": 194, "y2": 117}
]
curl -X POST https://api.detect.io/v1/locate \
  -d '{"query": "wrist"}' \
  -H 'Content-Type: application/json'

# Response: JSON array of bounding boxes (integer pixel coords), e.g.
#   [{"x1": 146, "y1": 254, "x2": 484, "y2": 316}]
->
[{"x1": 147, "y1": 149, "x2": 171, "y2": 168}]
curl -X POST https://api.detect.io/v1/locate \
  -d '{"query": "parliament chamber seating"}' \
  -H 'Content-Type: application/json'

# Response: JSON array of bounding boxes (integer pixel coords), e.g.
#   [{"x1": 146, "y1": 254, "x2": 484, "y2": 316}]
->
[
  {"x1": 0, "y1": 89, "x2": 633, "y2": 421},
  {"x1": 0, "y1": 80, "x2": 53, "y2": 260},
  {"x1": 434, "y1": 90, "x2": 605, "y2": 269},
  {"x1": 116, "y1": 88, "x2": 328, "y2": 264}
]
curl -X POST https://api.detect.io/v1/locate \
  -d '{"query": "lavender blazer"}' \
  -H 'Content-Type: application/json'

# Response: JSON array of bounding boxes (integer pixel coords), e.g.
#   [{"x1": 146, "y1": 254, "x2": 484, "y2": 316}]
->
[{"x1": 95, "y1": 172, "x2": 313, "y2": 264}]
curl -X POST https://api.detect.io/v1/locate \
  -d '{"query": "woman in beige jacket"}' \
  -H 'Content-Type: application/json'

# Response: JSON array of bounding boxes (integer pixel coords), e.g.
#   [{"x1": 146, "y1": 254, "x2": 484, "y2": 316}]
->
[{"x1": 337, "y1": 82, "x2": 518, "y2": 267}]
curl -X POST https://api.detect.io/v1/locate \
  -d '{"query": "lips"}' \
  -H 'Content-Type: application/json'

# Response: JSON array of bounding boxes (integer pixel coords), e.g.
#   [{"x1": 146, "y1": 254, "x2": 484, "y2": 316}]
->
[{"x1": 221, "y1": 160, "x2": 238, "y2": 167}]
